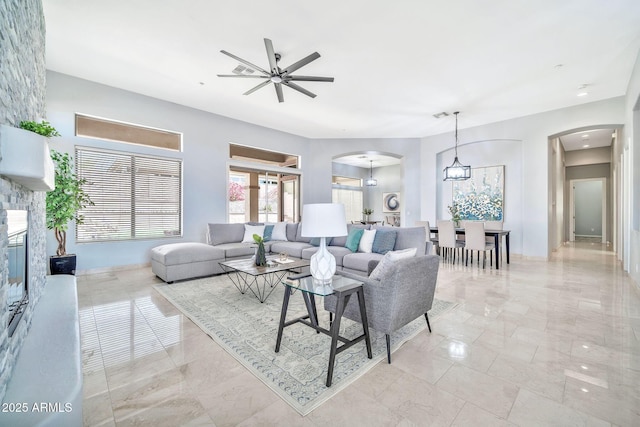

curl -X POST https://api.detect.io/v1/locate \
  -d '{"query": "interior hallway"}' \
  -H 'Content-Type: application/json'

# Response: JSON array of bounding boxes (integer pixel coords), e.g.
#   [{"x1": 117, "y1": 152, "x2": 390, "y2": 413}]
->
[{"x1": 78, "y1": 241, "x2": 640, "y2": 426}]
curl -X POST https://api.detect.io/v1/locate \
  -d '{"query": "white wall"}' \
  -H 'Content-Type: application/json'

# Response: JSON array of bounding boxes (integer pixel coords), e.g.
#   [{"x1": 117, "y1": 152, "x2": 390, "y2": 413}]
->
[
  {"x1": 46, "y1": 71, "x2": 311, "y2": 271},
  {"x1": 624, "y1": 49, "x2": 640, "y2": 287},
  {"x1": 421, "y1": 97, "x2": 625, "y2": 259},
  {"x1": 308, "y1": 139, "x2": 421, "y2": 227}
]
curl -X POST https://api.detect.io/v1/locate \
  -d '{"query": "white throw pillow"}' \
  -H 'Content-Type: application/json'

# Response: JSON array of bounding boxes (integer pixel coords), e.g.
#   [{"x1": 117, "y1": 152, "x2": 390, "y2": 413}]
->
[
  {"x1": 358, "y1": 229, "x2": 377, "y2": 253},
  {"x1": 271, "y1": 222, "x2": 288, "y2": 241},
  {"x1": 369, "y1": 247, "x2": 417, "y2": 281},
  {"x1": 242, "y1": 224, "x2": 265, "y2": 243}
]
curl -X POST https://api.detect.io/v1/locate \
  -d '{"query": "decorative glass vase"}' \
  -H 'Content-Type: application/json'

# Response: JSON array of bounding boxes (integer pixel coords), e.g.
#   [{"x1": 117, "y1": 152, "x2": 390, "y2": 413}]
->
[{"x1": 255, "y1": 242, "x2": 267, "y2": 266}]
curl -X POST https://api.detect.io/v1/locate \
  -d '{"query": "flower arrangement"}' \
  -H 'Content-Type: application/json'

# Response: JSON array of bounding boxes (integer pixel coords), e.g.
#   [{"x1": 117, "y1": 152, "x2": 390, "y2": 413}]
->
[{"x1": 362, "y1": 208, "x2": 373, "y2": 216}]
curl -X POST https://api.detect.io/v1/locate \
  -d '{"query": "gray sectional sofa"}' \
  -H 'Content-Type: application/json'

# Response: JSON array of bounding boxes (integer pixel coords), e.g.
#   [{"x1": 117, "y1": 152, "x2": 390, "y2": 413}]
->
[{"x1": 151, "y1": 222, "x2": 430, "y2": 283}]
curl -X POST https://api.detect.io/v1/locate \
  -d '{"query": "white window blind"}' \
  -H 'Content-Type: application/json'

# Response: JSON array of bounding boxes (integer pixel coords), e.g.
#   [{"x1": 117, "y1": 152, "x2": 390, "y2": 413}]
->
[
  {"x1": 75, "y1": 147, "x2": 182, "y2": 242},
  {"x1": 332, "y1": 188, "x2": 363, "y2": 223}
]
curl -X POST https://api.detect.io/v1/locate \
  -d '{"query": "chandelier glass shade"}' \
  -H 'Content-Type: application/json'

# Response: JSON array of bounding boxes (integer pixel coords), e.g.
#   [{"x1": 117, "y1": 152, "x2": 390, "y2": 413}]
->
[{"x1": 443, "y1": 111, "x2": 471, "y2": 181}]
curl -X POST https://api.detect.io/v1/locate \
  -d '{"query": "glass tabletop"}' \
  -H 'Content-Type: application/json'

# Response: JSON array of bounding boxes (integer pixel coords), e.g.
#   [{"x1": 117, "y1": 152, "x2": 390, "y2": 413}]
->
[
  {"x1": 220, "y1": 255, "x2": 309, "y2": 275},
  {"x1": 283, "y1": 274, "x2": 363, "y2": 296}
]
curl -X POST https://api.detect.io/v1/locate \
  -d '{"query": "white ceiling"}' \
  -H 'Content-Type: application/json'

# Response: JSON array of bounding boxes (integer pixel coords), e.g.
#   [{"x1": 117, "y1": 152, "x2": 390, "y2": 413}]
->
[
  {"x1": 43, "y1": 1, "x2": 640, "y2": 140},
  {"x1": 559, "y1": 128, "x2": 615, "y2": 152}
]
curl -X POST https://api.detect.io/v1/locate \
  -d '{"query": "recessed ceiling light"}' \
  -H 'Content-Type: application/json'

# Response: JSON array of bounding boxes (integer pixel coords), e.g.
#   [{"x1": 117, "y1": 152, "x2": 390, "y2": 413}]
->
[
  {"x1": 583, "y1": 144, "x2": 590, "y2": 148},
  {"x1": 577, "y1": 92, "x2": 589, "y2": 97},
  {"x1": 582, "y1": 134, "x2": 589, "y2": 138}
]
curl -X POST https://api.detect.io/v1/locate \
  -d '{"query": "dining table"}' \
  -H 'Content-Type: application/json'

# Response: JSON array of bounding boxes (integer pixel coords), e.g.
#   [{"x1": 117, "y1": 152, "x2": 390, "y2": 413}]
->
[{"x1": 430, "y1": 226, "x2": 510, "y2": 269}]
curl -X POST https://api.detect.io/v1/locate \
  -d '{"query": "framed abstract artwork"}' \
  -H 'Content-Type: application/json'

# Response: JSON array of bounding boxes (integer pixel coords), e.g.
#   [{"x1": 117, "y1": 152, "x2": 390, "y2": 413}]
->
[
  {"x1": 382, "y1": 192, "x2": 401, "y2": 213},
  {"x1": 452, "y1": 165, "x2": 504, "y2": 221}
]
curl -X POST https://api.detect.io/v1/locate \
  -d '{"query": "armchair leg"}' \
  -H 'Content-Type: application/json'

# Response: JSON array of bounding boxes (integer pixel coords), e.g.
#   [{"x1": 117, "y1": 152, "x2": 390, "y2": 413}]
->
[{"x1": 424, "y1": 313, "x2": 431, "y2": 332}]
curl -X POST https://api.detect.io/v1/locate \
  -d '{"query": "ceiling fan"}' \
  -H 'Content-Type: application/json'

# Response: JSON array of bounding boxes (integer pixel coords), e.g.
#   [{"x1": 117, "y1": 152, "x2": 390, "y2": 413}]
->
[{"x1": 217, "y1": 38, "x2": 334, "y2": 103}]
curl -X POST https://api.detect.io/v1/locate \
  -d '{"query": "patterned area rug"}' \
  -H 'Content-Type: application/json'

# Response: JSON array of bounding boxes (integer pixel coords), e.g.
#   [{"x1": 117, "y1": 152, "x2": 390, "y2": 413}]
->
[{"x1": 154, "y1": 275, "x2": 456, "y2": 415}]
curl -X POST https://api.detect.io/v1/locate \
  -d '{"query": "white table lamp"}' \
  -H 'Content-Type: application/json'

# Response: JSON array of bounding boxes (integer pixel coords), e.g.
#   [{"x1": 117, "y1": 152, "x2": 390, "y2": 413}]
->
[{"x1": 301, "y1": 203, "x2": 348, "y2": 285}]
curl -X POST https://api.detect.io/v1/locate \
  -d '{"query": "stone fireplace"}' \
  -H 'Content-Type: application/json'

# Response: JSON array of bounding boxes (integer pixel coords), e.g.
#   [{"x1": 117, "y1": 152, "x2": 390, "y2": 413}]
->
[{"x1": 0, "y1": 0, "x2": 48, "y2": 402}]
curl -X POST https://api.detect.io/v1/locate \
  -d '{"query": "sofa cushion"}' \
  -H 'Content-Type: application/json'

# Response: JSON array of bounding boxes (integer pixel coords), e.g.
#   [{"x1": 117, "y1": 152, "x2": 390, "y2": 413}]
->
[
  {"x1": 286, "y1": 223, "x2": 299, "y2": 242},
  {"x1": 242, "y1": 224, "x2": 265, "y2": 243},
  {"x1": 390, "y1": 226, "x2": 427, "y2": 254},
  {"x1": 358, "y1": 229, "x2": 377, "y2": 253},
  {"x1": 269, "y1": 241, "x2": 313, "y2": 259},
  {"x1": 295, "y1": 223, "x2": 312, "y2": 243},
  {"x1": 369, "y1": 247, "x2": 417, "y2": 281},
  {"x1": 372, "y1": 228, "x2": 397, "y2": 254},
  {"x1": 342, "y1": 252, "x2": 384, "y2": 272},
  {"x1": 301, "y1": 245, "x2": 351, "y2": 267},
  {"x1": 151, "y1": 242, "x2": 224, "y2": 265},
  {"x1": 208, "y1": 223, "x2": 245, "y2": 246},
  {"x1": 345, "y1": 228, "x2": 364, "y2": 252},
  {"x1": 214, "y1": 242, "x2": 256, "y2": 258}
]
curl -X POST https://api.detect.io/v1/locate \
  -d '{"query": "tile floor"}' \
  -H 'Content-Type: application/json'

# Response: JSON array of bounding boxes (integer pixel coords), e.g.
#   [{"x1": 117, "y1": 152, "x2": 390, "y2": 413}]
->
[{"x1": 78, "y1": 242, "x2": 640, "y2": 426}]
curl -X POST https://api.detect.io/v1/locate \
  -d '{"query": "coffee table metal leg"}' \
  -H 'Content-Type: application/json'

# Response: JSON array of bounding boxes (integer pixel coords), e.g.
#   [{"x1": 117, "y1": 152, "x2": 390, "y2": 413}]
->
[{"x1": 275, "y1": 286, "x2": 292, "y2": 353}]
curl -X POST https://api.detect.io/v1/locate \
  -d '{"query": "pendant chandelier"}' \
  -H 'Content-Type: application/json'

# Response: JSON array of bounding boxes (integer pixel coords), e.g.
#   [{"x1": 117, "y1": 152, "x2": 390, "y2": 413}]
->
[
  {"x1": 365, "y1": 160, "x2": 377, "y2": 186},
  {"x1": 443, "y1": 111, "x2": 471, "y2": 181}
]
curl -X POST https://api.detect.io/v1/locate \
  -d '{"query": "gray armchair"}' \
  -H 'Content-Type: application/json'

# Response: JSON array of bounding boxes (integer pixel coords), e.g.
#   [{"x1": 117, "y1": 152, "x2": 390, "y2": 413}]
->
[{"x1": 324, "y1": 255, "x2": 440, "y2": 363}]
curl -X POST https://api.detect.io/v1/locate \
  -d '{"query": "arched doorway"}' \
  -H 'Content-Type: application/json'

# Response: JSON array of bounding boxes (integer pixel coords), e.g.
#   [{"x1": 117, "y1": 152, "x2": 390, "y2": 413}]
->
[{"x1": 332, "y1": 151, "x2": 403, "y2": 225}]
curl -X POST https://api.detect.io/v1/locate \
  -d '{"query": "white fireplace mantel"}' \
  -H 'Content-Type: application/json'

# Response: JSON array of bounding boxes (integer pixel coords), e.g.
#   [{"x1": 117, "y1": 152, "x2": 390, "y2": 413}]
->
[{"x1": 0, "y1": 124, "x2": 55, "y2": 191}]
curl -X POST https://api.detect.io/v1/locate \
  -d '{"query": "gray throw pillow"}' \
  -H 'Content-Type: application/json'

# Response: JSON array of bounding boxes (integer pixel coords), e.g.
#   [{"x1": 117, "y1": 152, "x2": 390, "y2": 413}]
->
[{"x1": 372, "y1": 229, "x2": 397, "y2": 254}]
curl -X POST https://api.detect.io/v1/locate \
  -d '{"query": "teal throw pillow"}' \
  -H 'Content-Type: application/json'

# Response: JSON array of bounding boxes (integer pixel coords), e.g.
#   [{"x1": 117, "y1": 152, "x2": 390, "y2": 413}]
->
[
  {"x1": 263, "y1": 224, "x2": 274, "y2": 242},
  {"x1": 344, "y1": 228, "x2": 364, "y2": 252},
  {"x1": 372, "y1": 229, "x2": 397, "y2": 254}
]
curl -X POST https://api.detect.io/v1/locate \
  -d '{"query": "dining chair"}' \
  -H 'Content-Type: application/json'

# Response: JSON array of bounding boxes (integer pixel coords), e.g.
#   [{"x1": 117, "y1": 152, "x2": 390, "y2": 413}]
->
[
  {"x1": 464, "y1": 222, "x2": 496, "y2": 268},
  {"x1": 415, "y1": 221, "x2": 439, "y2": 255},
  {"x1": 437, "y1": 220, "x2": 464, "y2": 263},
  {"x1": 484, "y1": 220, "x2": 503, "y2": 262}
]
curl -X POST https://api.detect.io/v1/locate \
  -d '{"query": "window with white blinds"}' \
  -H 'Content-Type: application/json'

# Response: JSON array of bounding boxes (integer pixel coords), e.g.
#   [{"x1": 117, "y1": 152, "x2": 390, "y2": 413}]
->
[
  {"x1": 332, "y1": 188, "x2": 363, "y2": 223},
  {"x1": 75, "y1": 147, "x2": 182, "y2": 242}
]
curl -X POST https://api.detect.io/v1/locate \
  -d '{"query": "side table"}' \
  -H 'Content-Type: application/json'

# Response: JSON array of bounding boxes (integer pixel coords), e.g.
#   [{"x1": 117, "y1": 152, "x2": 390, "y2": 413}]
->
[{"x1": 275, "y1": 275, "x2": 372, "y2": 387}]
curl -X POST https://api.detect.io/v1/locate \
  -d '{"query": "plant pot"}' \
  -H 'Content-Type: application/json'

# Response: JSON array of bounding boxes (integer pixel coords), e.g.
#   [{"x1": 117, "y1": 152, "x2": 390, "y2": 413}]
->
[{"x1": 50, "y1": 254, "x2": 77, "y2": 275}]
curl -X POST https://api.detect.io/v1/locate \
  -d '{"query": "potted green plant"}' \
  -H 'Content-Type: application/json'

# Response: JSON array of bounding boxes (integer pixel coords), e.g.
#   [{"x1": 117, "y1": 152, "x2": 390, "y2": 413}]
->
[
  {"x1": 363, "y1": 208, "x2": 373, "y2": 222},
  {"x1": 19, "y1": 120, "x2": 61, "y2": 138},
  {"x1": 46, "y1": 149, "x2": 93, "y2": 274},
  {"x1": 448, "y1": 204, "x2": 462, "y2": 228}
]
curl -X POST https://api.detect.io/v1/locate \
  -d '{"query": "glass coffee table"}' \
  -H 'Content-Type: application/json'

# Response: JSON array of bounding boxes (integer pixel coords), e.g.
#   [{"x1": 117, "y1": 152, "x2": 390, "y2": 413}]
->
[
  {"x1": 275, "y1": 274, "x2": 373, "y2": 387},
  {"x1": 219, "y1": 255, "x2": 310, "y2": 303}
]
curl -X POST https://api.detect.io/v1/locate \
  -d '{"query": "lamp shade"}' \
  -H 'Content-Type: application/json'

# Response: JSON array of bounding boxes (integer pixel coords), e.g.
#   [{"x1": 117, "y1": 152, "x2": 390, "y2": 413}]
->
[{"x1": 301, "y1": 203, "x2": 348, "y2": 237}]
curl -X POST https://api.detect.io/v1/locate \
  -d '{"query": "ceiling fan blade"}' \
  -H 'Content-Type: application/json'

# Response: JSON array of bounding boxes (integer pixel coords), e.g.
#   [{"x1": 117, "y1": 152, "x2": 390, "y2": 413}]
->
[
  {"x1": 220, "y1": 50, "x2": 270, "y2": 75},
  {"x1": 281, "y1": 52, "x2": 320, "y2": 75},
  {"x1": 264, "y1": 38, "x2": 279, "y2": 74},
  {"x1": 274, "y1": 83, "x2": 284, "y2": 103},
  {"x1": 283, "y1": 81, "x2": 316, "y2": 98},
  {"x1": 243, "y1": 80, "x2": 271, "y2": 96},
  {"x1": 286, "y1": 75, "x2": 334, "y2": 82},
  {"x1": 217, "y1": 74, "x2": 269, "y2": 78}
]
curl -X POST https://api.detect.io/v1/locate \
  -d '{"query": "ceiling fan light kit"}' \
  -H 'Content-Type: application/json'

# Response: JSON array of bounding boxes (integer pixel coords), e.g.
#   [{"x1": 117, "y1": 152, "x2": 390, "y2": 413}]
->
[
  {"x1": 218, "y1": 38, "x2": 334, "y2": 103},
  {"x1": 443, "y1": 111, "x2": 471, "y2": 181}
]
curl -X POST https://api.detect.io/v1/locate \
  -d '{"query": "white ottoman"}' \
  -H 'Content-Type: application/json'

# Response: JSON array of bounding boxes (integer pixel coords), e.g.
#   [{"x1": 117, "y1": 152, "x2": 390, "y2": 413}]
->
[{"x1": 151, "y1": 242, "x2": 225, "y2": 283}]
